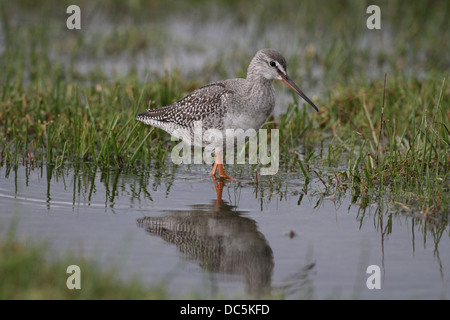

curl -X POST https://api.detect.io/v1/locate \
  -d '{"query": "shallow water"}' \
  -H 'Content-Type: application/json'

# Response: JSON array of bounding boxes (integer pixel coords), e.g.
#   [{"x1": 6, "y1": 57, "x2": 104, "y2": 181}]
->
[{"x1": 1, "y1": 163, "x2": 448, "y2": 299}]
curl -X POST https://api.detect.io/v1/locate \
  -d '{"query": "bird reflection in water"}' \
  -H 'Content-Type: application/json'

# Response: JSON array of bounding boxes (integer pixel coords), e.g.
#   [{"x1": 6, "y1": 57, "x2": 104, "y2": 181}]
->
[{"x1": 137, "y1": 178, "x2": 274, "y2": 297}]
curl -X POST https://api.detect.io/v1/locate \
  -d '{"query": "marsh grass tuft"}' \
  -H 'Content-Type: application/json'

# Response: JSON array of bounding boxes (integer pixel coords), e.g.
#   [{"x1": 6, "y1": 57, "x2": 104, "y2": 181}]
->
[{"x1": 309, "y1": 75, "x2": 449, "y2": 217}]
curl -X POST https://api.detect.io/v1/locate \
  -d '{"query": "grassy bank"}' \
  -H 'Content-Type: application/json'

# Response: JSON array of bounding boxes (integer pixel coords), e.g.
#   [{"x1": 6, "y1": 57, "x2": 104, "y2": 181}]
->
[{"x1": 1, "y1": 69, "x2": 448, "y2": 215}]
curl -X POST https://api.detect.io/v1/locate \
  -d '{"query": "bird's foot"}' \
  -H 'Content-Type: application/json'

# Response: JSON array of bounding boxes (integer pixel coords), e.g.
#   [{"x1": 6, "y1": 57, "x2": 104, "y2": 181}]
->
[
  {"x1": 217, "y1": 164, "x2": 236, "y2": 181},
  {"x1": 211, "y1": 163, "x2": 236, "y2": 181},
  {"x1": 218, "y1": 172, "x2": 236, "y2": 181}
]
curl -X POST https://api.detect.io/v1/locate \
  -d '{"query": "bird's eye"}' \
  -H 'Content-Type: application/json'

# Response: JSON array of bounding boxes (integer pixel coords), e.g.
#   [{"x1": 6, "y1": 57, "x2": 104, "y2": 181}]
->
[{"x1": 269, "y1": 61, "x2": 276, "y2": 67}]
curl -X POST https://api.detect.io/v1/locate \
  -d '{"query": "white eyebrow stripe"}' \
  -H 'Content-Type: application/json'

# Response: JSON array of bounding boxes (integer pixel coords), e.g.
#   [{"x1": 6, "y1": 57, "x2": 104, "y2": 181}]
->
[
  {"x1": 273, "y1": 61, "x2": 286, "y2": 76},
  {"x1": 274, "y1": 61, "x2": 286, "y2": 75}
]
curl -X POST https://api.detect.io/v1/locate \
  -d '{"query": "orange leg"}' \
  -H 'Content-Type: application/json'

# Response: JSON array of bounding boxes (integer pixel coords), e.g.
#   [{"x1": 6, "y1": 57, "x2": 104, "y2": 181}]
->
[
  {"x1": 211, "y1": 161, "x2": 218, "y2": 177},
  {"x1": 210, "y1": 151, "x2": 236, "y2": 180}
]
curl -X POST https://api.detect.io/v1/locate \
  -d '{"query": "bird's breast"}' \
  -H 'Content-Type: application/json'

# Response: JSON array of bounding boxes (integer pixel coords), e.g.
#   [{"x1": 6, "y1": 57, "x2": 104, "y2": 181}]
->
[
  {"x1": 223, "y1": 100, "x2": 274, "y2": 131},
  {"x1": 223, "y1": 85, "x2": 275, "y2": 131}
]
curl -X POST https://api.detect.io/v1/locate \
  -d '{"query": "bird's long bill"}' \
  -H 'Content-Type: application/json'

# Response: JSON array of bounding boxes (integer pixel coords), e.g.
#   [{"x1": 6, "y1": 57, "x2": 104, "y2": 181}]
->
[{"x1": 281, "y1": 74, "x2": 319, "y2": 112}]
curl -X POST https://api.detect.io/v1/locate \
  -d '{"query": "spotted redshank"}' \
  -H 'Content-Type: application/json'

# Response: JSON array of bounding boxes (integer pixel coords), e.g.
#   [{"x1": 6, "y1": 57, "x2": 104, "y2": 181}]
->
[{"x1": 136, "y1": 49, "x2": 319, "y2": 180}]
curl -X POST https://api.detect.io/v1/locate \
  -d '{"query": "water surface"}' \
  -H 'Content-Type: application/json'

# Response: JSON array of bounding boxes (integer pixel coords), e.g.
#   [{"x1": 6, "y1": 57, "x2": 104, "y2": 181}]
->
[{"x1": 1, "y1": 163, "x2": 448, "y2": 299}]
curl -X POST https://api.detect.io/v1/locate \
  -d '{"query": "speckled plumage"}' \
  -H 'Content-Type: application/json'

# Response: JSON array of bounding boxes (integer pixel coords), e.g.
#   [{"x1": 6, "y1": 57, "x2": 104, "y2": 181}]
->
[{"x1": 136, "y1": 49, "x2": 318, "y2": 148}]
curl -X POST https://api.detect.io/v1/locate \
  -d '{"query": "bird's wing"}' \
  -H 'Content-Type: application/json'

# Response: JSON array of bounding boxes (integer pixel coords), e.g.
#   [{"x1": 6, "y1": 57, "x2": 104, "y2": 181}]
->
[{"x1": 137, "y1": 82, "x2": 236, "y2": 129}]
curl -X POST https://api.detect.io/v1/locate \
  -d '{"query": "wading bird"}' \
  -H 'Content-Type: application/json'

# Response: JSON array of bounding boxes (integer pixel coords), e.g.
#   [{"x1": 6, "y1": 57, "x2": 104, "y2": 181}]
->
[{"x1": 137, "y1": 49, "x2": 319, "y2": 180}]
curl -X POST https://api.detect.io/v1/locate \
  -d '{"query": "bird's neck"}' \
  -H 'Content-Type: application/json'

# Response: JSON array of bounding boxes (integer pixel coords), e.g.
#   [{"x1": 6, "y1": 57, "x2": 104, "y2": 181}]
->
[
  {"x1": 245, "y1": 75, "x2": 274, "y2": 96},
  {"x1": 245, "y1": 61, "x2": 275, "y2": 97}
]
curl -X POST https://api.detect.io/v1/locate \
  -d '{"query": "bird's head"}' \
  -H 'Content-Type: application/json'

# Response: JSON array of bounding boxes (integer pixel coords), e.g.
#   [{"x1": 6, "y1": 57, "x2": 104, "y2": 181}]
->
[{"x1": 248, "y1": 49, "x2": 319, "y2": 112}]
